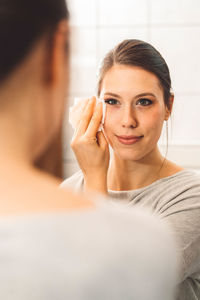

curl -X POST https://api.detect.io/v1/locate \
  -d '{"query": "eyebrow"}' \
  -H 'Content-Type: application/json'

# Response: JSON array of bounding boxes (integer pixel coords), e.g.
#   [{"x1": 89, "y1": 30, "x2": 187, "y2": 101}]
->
[{"x1": 103, "y1": 92, "x2": 157, "y2": 99}]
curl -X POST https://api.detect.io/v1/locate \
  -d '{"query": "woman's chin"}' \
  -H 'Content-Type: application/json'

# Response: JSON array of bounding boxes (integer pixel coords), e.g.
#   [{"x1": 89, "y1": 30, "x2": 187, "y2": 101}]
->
[{"x1": 113, "y1": 148, "x2": 145, "y2": 162}]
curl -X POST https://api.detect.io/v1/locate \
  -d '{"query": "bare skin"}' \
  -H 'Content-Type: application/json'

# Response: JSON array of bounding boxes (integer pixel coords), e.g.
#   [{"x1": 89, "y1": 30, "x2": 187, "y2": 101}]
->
[
  {"x1": 0, "y1": 20, "x2": 93, "y2": 215},
  {"x1": 71, "y1": 97, "x2": 109, "y2": 194},
  {"x1": 0, "y1": 159, "x2": 93, "y2": 215},
  {"x1": 108, "y1": 151, "x2": 182, "y2": 191},
  {"x1": 71, "y1": 65, "x2": 183, "y2": 193}
]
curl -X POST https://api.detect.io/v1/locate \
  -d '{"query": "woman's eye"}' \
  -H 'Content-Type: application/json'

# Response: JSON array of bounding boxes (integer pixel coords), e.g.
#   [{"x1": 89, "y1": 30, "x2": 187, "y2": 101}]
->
[
  {"x1": 137, "y1": 98, "x2": 152, "y2": 106},
  {"x1": 104, "y1": 99, "x2": 118, "y2": 105}
]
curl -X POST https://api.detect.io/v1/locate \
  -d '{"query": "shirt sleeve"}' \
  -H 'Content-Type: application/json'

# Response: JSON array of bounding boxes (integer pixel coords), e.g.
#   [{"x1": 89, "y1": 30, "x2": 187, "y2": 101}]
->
[
  {"x1": 162, "y1": 193, "x2": 200, "y2": 282},
  {"x1": 60, "y1": 170, "x2": 84, "y2": 191}
]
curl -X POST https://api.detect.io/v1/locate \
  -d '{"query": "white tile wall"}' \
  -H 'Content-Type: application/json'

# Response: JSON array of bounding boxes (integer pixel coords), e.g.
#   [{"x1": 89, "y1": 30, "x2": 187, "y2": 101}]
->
[
  {"x1": 98, "y1": 0, "x2": 149, "y2": 26},
  {"x1": 97, "y1": 27, "x2": 149, "y2": 62},
  {"x1": 150, "y1": 0, "x2": 200, "y2": 25},
  {"x1": 67, "y1": 0, "x2": 97, "y2": 27},
  {"x1": 69, "y1": 28, "x2": 97, "y2": 95},
  {"x1": 63, "y1": 0, "x2": 200, "y2": 178},
  {"x1": 69, "y1": 61, "x2": 97, "y2": 95},
  {"x1": 70, "y1": 28, "x2": 97, "y2": 58},
  {"x1": 170, "y1": 93, "x2": 200, "y2": 143},
  {"x1": 159, "y1": 93, "x2": 200, "y2": 145},
  {"x1": 150, "y1": 27, "x2": 200, "y2": 94},
  {"x1": 159, "y1": 144, "x2": 200, "y2": 169}
]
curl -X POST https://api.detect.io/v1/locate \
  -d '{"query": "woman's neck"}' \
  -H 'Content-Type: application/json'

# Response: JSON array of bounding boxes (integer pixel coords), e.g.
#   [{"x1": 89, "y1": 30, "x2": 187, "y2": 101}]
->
[
  {"x1": 107, "y1": 147, "x2": 182, "y2": 191},
  {"x1": 0, "y1": 111, "x2": 33, "y2": 167}
]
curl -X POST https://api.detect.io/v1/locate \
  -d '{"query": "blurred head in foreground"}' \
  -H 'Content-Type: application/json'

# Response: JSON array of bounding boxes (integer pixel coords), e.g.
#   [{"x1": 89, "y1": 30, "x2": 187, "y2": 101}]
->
[{"x1": 0, "y1": 0, "x2": 69, "y2": 162}]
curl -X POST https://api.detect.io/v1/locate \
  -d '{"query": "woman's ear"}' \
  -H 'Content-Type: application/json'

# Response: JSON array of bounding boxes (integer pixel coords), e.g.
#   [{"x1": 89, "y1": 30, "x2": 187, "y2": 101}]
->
[
  {"x1": 48, "y1": 20, "x2": 69, "y2": 88},
  {"x1": 165, "y1": 94, "x2": 174, "y2": 121}
]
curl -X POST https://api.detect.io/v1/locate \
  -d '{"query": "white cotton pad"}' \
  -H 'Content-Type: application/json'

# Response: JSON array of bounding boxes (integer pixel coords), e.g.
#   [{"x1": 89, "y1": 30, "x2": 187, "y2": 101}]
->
[
  {"x1": 68, "y1": 97, "x2": 106, "y2": 131},
  {"x1": 99, "y1": 98, "x2": 106, "y2": 125}
]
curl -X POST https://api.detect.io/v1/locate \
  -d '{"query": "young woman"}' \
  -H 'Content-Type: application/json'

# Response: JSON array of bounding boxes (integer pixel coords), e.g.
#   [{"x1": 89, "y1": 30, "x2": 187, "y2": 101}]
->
[
  {"x1": 0, "y1": 2, "x2": 177, "y2": 300},
  {"x1": 62, "y1": 39, "x2": 200, "y2": 299}
]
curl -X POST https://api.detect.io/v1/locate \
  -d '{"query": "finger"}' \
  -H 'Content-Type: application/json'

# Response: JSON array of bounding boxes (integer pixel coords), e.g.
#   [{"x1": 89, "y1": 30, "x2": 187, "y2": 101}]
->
[
  {"x1": 69, "y1": 98, "x2": 89, "y2": 129},
  {"x1": 74, "y1": 97, "x2": 96, "y2": 137},
  {"x1": 85, "y1": 102, "x2": 103, "y2": 137},
  {"x1": 74, "y1": 98, "x2": 90, "y2": 129},
  {"x1": 96, "y1": 130, "x2": 108, "y2": 149}
]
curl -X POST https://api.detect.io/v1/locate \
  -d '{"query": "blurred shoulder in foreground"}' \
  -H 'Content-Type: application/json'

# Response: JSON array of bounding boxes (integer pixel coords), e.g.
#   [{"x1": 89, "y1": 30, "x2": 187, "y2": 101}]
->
[{"x1": 0, "y1": 203, "x2": 177, "y2": 300}]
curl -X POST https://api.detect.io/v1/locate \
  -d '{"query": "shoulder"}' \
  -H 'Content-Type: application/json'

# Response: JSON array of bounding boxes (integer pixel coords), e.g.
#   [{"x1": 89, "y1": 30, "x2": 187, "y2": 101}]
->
[
  {"x1": 0, "y1": 169, "x2": 93, "y2": 215},
  {"x1": 0, "y1": 206, "x2": 177, "y2": 299},
  {"x1": 140, "y1": 169, "x2": 200, "y2": 286},
  {"x1": 160, "y1": 169, "x2": 200, "y2": 187},
  {"x1": 60, "y1": 170, "x2": 84, "y2": 191},
  {"x1": 165, "y1": 169, "x2": 200, "y2": 201},
  {"x1": 154, "y1": 169, "x2": 200, "y2": 198},
  {"x1": 171, "y1": 169, "x2": 200, "y2": 185},
  {"x1": 153, "y1": 170, "x2": 200, "y2": 214},
  {"x1": 156, "y1": 170, "x2": 200, "y2": 282}
]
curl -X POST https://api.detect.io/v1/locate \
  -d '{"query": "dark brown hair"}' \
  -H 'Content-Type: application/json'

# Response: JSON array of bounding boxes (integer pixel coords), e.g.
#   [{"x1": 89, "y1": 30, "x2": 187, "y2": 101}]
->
[
  {"x1": 97, "y1": 39, "x2": 172, "y2": 109},
  {"x1": 0, "y1": 0, "x2": 69, "y2": 83}
]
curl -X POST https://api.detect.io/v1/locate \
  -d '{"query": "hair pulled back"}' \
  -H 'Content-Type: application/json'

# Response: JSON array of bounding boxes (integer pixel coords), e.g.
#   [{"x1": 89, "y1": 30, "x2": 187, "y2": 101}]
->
[
  {"x1": 0, "y1": 0, "x2": 69, "y2": 82},
  {"x1": 98, "y1": 39, "x2": 172, "y2": 109}
]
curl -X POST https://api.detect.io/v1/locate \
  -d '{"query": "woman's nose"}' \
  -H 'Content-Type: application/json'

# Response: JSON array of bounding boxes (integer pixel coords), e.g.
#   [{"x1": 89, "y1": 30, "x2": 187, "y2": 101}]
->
[{"x1": 121, "y1": 105, "x2": 137, "y2": 128}]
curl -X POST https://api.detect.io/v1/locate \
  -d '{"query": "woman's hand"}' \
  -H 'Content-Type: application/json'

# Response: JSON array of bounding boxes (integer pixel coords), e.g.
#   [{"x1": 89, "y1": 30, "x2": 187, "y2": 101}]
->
[{"x1": 70, "y1": 97, "x2": 109, "y2": 194}]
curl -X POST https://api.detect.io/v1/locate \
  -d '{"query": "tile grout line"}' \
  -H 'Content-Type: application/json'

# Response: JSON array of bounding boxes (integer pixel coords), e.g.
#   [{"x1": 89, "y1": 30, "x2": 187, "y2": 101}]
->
[{"x1": 146, "y1": 0, "x2": 152, "y2": 41}]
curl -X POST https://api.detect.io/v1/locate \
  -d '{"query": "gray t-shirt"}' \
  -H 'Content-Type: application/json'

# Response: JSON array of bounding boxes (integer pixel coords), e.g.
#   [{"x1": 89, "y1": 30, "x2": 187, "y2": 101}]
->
[
  {"x1": 61, "y1": 169, "x2": 200, "y2": 300},
  {"x1": 0, "y1": 205, "x2": 176, "y2": 300}
]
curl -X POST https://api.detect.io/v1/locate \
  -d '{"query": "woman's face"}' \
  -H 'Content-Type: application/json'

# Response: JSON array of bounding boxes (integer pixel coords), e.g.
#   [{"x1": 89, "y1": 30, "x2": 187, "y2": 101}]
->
[{"x1": 100, "y1": 64, "x2": 170, "y2": 162}]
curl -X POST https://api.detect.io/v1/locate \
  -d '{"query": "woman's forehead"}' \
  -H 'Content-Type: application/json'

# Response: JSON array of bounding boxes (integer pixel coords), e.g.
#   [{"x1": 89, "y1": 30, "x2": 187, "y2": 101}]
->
[{"x1": 101, "y1": 65, "x2": 163, "y2": 98}]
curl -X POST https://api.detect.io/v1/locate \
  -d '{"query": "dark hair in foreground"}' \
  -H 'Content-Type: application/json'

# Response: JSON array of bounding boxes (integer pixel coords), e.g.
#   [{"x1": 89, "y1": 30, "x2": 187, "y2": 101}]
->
[
  {"x1": 0, "y1": 0, "x2": 69, "y2": 83},
  {"x1": 98, "y1": 39, "x2": 172, "y2": 109}
]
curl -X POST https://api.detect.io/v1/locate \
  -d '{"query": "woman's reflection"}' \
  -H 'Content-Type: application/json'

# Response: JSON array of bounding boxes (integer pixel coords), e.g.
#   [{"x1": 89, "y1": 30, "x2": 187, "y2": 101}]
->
[{"x1": 62, "y1": 39, "x2": 200, "y2": 300}]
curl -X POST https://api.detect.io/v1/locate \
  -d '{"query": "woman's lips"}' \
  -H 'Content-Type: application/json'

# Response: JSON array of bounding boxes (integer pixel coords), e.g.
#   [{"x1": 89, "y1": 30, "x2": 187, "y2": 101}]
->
[{"x1": 116, "y1": 135, "x2": 143, "y2": 145}]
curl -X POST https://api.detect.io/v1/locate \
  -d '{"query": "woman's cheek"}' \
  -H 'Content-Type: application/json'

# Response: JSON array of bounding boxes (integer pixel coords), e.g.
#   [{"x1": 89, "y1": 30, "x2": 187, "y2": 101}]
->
[
  {"x1": 104, "y1": 111, "x2": 117, "y2": 133},
  {"x1": 103, "y1": 120, "x2": 111, "y2": 140},
  {"x1": 103, "y1": 115, "x2": 116, "y2": 146},
  {"x1": 145, "y1": 111, "x2": 165, "y2": 140}
]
